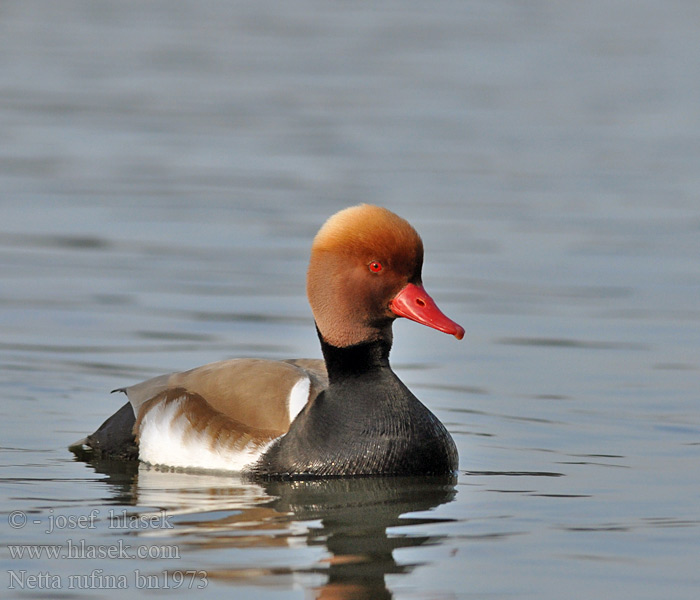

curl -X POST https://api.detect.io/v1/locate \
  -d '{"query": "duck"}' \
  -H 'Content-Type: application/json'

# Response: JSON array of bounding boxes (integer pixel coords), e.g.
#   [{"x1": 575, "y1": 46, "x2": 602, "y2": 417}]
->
[{"x1": 73, "y1": 204, "x2": 464, "y2": 479}]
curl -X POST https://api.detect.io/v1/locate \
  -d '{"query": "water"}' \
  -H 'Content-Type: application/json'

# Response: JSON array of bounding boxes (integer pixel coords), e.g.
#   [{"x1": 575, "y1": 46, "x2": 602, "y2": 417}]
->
[{"x1": 1, "y1": 1, "x2": 699, "y2": 598}]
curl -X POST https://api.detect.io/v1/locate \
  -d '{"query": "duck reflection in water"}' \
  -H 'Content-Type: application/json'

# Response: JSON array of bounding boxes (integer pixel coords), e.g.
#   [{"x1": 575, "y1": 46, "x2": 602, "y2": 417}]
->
[
  {"x1": 262, "y1": 476, "x2": 457, "y2": 600},
  {"x1": 76, "y1": 456, "x2": 456, "y2": 600}
]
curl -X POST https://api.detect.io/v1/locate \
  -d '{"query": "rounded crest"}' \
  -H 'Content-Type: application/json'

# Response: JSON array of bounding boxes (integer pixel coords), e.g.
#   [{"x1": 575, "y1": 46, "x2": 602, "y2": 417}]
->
[{"x1": 311, "y1": 204, "x2": 423, "y2": 270}]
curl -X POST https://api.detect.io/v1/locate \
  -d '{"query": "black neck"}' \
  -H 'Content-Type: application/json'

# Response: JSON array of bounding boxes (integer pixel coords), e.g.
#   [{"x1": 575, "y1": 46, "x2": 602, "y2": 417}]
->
[
  {"x1": 253, "y1": 327, "x2": 459, "y2": 478},
  {"x1": 318, "y1": 329, "x2": 392, "y2": 384}
]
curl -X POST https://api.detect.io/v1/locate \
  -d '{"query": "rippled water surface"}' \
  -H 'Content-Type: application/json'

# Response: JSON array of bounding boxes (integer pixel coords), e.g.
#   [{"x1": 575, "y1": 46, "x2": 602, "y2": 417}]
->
[{"x1": 2, "y1": 1, "x2": 700, "y2": 598}]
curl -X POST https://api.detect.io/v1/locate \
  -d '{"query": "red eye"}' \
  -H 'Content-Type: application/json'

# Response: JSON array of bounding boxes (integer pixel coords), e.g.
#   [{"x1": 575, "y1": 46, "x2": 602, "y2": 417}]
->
[{"x1": 369, "y1": 261, "x2": 383, "y2": 273}]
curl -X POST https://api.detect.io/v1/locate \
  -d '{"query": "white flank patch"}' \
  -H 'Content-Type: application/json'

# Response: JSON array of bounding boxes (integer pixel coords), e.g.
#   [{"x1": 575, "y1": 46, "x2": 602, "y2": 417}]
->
[
  {"x1": 288, "y1": 376, "x2": 310, "y2": 422},
  {"x1": 138, "y1": 395, "x2": 276, "y2": 472}
]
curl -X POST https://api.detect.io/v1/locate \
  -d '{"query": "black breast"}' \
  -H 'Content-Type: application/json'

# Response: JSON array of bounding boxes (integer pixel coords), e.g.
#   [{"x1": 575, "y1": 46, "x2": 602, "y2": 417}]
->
[{"x1": 251, "y1": 338, "x2": 458, "y2": 479}]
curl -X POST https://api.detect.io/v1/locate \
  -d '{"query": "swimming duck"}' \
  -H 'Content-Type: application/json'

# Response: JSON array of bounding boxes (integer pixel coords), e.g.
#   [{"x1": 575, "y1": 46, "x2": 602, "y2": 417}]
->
[{"x1": 74, "y1": 204, "x2": 464, "y2": 478}]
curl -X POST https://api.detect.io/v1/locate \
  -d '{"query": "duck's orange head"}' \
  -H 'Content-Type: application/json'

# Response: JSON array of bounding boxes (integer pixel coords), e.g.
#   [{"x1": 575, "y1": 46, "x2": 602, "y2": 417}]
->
[{"x1": 307, "y1": 204, "x2": 464, "y2": 347}]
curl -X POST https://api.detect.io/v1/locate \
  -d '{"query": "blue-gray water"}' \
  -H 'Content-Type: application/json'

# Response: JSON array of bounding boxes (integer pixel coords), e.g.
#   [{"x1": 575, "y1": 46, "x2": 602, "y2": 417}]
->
[{"x1": 1, "y1": 1, "x2": 699, "y2": 598}]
